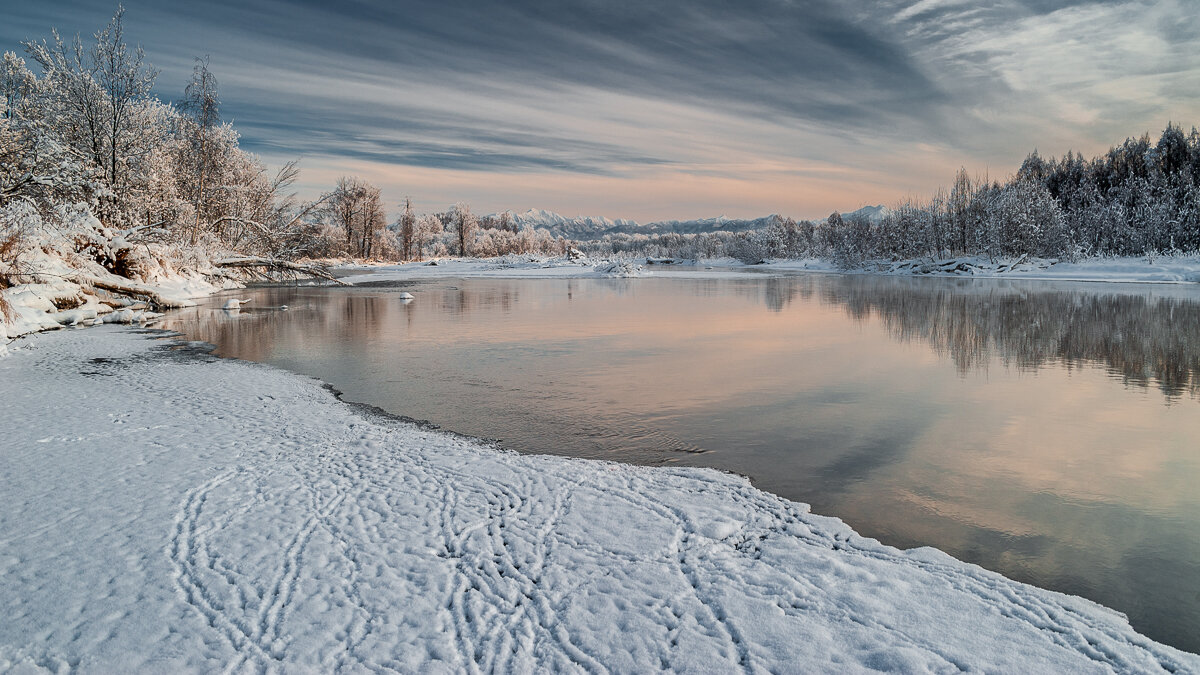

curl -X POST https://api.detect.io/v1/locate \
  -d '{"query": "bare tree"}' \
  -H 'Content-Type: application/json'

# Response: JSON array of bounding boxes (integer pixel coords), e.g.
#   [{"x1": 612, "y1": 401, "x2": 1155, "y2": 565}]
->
[
  {"x1": 451, "y1": 201, "x2": 477, "y2": 257},
  {"x1": 327, "y1": 176, "x2": 385, "y2": 258},
  {"x1": 398, "y1": 196, "x2": 415, "y2": 261}
]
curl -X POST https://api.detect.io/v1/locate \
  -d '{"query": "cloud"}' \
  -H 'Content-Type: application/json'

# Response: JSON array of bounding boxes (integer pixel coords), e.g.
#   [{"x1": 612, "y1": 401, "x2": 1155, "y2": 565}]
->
[{"x1": 3, "y1": 0, "x2": 1197, "y2": 219}]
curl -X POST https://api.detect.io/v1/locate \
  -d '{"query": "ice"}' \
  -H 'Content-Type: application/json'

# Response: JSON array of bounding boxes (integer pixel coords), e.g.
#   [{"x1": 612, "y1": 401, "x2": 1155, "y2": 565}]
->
[{"x1": 1, "y1": 326, "x2": 1195, "y2": 672}]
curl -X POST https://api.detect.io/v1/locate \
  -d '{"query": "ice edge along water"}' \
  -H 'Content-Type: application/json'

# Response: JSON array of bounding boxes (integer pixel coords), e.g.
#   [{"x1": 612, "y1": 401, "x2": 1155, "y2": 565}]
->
[{"x1": 1, "y1": 326, "x2": 1197, "y2": 673}]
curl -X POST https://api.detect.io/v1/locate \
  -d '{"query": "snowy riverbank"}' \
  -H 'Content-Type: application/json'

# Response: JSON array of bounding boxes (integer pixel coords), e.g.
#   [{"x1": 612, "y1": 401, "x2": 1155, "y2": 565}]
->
[
  {"x1": 2, "y1": 326, "x2": 1196, "y2": 672},
  {"x1": 7, "y1": 250, "x2": 1197, "y2": 357},
  {"x1": 338, "y1": 253, "x2": 1200, "y2": 286}
]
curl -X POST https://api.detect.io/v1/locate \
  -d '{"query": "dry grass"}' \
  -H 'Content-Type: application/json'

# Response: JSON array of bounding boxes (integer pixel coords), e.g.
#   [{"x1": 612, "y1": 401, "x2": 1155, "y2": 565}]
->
[{"x1": 0, "y1": 227, "x2": 25, "y2": 324}]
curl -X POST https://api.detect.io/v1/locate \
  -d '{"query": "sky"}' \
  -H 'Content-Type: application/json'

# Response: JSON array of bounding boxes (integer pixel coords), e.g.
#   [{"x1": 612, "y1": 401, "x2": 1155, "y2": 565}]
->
[{"x1": 3, "y1": 0, "x2": 1199, "y2": 222}]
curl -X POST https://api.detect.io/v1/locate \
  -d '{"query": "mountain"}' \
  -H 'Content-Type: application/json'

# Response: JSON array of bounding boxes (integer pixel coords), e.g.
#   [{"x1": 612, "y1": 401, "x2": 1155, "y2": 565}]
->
[
  {"x1": 502, "y1": 209, "x2": 641, "y2": 239},
  {"x1": 840, "y1": 205, "x2": 892, "y2": 223}
]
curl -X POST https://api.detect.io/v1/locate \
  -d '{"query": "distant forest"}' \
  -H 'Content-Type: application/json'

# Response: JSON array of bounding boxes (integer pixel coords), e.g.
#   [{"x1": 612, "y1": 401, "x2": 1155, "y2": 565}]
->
[
  {"x1": 579, "y1": 126, "x2": 1200, "y2": 266},
  {"x1": 2, "y1": 8, "x2": 1199, "y2": 274}
]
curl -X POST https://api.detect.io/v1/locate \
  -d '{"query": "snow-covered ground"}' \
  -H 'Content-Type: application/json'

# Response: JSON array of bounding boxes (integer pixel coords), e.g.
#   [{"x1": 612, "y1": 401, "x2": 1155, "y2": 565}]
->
[
  {"x1": 336, "y1": 255, "x2": 649, "y2": 283},
  {"x1": 1, "y1": 326, "x2": 1196, "y2": 672},
  {"x1": 338, "y1": 253, "x2": 1200, "y2": 287},
  {"x1": 848, "y1": 254, "x2": 1200, "y2": 284}
]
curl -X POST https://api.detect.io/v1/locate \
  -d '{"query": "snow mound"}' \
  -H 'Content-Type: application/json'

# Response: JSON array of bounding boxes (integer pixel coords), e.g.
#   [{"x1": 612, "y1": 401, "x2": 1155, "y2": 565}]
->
[
  {"x1": 1, "y1": 201, "x2": 237, "y2": 352},
  {"x1": 594, "y1": 260, "x2": 643, "y2": 277},
  {"x1": 0, "y1": 327, "x2": 1195, "y2": 672}
]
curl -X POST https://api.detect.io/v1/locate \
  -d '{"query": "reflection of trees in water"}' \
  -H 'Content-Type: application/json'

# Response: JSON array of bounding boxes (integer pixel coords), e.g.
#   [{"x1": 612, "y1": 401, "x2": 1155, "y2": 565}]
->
[
  {"x1": 162, "y1": 289, "x2": 410, "y2": 362},
  {"x1": 168, "y1": 277, "x2": 1200, "y2": 403},
  {"x1": 164, "y1": 285, "x2": 530, "y2": 360},
  {"x1": 814, "y1": 276, "x2": 1200, "y2": 400},
  {"x1": 703, "y1": 277, "x2": 815, "y2": 312},
  {"x1": 435, "y1": 288, "x2": 520, "y2": 315},
  {"x1": 761, "y1": 277, "x2": 815, "y2": 312}
]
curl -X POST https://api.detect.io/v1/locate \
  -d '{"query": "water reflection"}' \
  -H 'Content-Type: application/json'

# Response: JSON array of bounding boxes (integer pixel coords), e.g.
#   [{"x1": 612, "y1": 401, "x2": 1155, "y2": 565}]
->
[
  {"x1": 814, "y1": 277, "x2": 1200, "y2": 398},
  {"x1": 159, "y1": 274, "x2": 1200, "y2": 654}
]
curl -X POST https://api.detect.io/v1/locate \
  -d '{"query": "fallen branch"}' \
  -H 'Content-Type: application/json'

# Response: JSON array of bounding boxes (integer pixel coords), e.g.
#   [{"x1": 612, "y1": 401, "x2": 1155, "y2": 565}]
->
[
  {"x1": 1000, "y1": 253, "x2": 1029, "y2": 274},
  {"x1": 215, "y1": 256, "x2": 350, "y2": 286},
  {"x1": 68, "y1": 274, "x2": 194, "y2": 308}
]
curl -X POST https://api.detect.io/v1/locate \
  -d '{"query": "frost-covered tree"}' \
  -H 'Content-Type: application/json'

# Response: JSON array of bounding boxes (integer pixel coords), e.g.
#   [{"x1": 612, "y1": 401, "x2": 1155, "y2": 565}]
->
[
  {"x1": 1, "y1": 51, "x2": 36, "y2": 121},
  {"x1": 22, "y1": 6, "x2": 159, "y2": 226},
  {"x1": 177, "y1": 56, "x2": 221, "y2": 243},
  {"x1": 325, "y1": 176, "x2": 386, "y2": 258},
  {"x1": 415, "y1": 213, "x2": 443, "y2": 260},
  {"x1": 450, "y1": 202, "x2": 477, "y2": 257},
  {"x1": 398, "y1": 197, "x2": 415, "y2": 261}
]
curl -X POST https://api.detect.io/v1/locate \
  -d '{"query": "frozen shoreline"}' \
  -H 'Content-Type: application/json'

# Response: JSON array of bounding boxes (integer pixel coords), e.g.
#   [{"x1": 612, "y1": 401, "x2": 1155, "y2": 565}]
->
[
  {"x1": 5, "y1": 251, "x2": 1197, "y2": 356},
  {"x1": 1, "y1": 326, "x2": 1196, "y2": 671},
  {"x1": 338, "y1": 253, "x2": 1200, "y2": 287}
]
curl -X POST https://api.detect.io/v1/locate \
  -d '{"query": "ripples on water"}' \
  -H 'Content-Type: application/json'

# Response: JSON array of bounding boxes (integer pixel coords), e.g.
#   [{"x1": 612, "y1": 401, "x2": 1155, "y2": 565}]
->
[{"x1": 160, "y1": 273, "x2": 1200, "y2": 654}]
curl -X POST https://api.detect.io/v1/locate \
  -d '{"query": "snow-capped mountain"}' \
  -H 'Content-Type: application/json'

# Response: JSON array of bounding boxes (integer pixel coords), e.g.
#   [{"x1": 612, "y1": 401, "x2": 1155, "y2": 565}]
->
[
  {"x1": 840, "y1": 205, "x2": 892, "y2": 223},
  {"x1": 499, "y1": 209, "x2": 641, "y2": 240}
]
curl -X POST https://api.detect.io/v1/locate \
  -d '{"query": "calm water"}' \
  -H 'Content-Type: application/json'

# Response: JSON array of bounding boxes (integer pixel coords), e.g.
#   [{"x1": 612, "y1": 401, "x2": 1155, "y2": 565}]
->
[{"x1": 160, "y1": 273, "x2": 1200, "y2": 654}]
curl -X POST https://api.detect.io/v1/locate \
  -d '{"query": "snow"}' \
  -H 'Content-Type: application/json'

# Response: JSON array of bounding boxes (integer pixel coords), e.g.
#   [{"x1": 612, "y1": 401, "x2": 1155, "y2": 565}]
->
[
  {"x1": 340, "y1": 253, "x2": 1200, "y2": 289},
  {"x1": 837, "y1": 205, "x2": 892, "y2": 224},
  {"x1": 0, "y1": 203, "x2": 241, "y2": 354},
  {"x1": 340, "y1": 256, "x2": 654, "y2": 284},
  {"x1": 1, "y1": 326, "x2": 1196, "y2": 672}
]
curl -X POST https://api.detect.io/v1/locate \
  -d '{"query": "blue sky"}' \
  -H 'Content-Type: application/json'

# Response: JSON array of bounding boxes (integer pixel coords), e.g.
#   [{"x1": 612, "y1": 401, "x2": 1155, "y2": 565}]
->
[{"x1": 4, "y1": 0, "x2": 1198, "y2": 220}]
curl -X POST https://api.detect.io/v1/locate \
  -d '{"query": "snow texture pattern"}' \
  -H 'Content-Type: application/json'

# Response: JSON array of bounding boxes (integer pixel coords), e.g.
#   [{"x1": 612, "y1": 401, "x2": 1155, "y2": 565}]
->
[{"x1": 0, "y1": 327, "x2": 1196, "y2": 673}]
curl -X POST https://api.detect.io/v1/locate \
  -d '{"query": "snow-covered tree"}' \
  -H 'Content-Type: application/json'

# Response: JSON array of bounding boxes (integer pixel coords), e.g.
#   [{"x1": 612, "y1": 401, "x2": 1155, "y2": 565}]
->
[
  {"x1": 415, "y1": 213, "x2": 443, "y2": 259},
  {"x1": 450, "y1": 202, "x2": 477, "y2": 257},
  {"x1": 397, "y1": 197, "x2": 416, "y2": 260},
  {"x1": 176, "y1": 56, "x2": 222, "y2": 243},
  {"x1": 1, "y1": 51, "x2": 36, "y2": 121},
  {"x1": 23, "y1": 6, "x2": 158, "y2": 223},
  {"x1": 324, "y1": 176, "x2": 386, "y2": 258}
]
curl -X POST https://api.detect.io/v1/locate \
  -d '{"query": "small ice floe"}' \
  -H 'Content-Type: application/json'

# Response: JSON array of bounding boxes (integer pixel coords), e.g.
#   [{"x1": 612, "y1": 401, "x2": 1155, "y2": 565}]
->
[{"x1": 397, "y1": 292, "x2": 415, "y2": 300}]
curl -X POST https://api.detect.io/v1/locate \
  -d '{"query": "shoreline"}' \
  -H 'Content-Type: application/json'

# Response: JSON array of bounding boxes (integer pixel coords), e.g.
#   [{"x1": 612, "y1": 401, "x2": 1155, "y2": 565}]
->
[
  {"x1": 1, "y1": 325, "x2": 1196, "y2": 671},
  {"x1": 335, "y1": 253, "x2": 1200, "y2": 287},
  {"x1": 5, "y1": 252, "x2": 1198, "y2": 355}
]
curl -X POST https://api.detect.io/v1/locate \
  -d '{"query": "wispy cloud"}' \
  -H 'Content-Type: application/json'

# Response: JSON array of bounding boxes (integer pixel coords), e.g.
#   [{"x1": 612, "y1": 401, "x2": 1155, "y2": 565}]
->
[{"x1": 3, "y1": 0, "x2": 1197, "y2": 219}]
